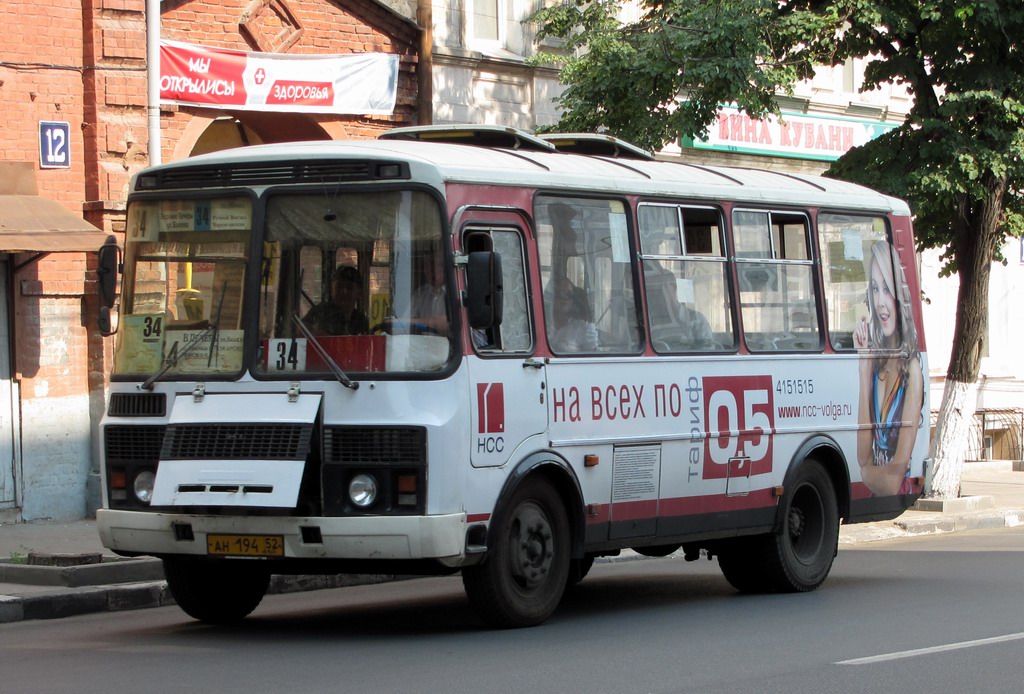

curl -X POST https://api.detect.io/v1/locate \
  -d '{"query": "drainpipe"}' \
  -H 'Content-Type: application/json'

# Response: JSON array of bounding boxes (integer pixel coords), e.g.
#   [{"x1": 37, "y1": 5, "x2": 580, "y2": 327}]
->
[
  {"x1": 417, "y1": 0, "x2": 433, "y2": 125},
  {"x1": 147, "y1": 0, "x2": 161, "y2": 165}
]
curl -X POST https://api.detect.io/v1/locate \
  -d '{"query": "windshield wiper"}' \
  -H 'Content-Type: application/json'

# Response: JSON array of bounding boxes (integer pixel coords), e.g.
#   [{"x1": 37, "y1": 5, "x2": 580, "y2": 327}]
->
[
  {"x1": 291, "y1": 314, "x2": 358, "y2": 390},
  {"x1": 140, "y1": 281, "x2": 228, "y2": 391}
]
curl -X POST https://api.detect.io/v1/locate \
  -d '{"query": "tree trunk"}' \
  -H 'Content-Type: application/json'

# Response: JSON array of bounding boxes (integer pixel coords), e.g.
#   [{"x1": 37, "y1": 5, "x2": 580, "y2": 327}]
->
[
  {"x1": 928, "y1": 379, "x2": 976, "y2": 498},
  {"x1": 926, "y1": 176, "x2": 1007, "y2": 499}
]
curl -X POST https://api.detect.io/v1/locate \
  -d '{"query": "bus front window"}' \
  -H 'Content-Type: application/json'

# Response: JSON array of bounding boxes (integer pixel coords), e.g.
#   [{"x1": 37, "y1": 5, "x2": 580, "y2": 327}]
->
[
  {"x1": 112, "y1": 198, "x2": 252, "y2": 378},
  {"x1": 257, "y1": 189, "x2": 452, "y2": 376}
]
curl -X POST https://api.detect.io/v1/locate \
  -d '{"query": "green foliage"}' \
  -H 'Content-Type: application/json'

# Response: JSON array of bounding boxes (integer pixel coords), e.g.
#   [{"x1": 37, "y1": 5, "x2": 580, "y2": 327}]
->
[
  {"x1": 532, "y1": 0, "x2": 1024, "y2": 270},
  {"x1": 532, "y1": 0, "x2": 842, "y2": 149}
]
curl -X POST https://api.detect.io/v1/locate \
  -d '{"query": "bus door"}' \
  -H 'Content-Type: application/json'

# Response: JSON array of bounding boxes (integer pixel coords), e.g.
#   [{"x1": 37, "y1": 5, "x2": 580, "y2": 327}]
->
[{"x1": 463, "y1": 219, "x2": 547, "y2": 468}]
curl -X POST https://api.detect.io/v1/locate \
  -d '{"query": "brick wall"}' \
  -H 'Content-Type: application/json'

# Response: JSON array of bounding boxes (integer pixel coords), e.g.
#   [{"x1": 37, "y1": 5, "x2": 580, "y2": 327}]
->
[
  {"x1": 0, "y1": 2, "x2": 88, "y2": 205},
  {"x1": 156, "y1": 0, "x2": 419, "y2": 161},
  {"x1": 80, "y1": 0, "x2": 421, "y2": 223}
]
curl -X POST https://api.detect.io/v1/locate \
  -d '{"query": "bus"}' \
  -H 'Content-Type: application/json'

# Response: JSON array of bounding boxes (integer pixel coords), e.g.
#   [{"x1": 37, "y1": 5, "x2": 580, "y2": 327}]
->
[{"x1": 95, "y1": 125, "x2": 930, "y2": 628}]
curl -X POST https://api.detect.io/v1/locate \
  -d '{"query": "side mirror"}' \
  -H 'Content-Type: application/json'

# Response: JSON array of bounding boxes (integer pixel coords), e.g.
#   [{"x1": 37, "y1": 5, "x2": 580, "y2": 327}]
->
[
  {"x1": 98, "y1": 306, "x2": 114, "y2": 337},
  {"x1": 97, "y1": 235, "x2": 120, "y2": 309},
  {"x1": 96, "y1": 235, "x2": 120, "y2": 336},
  {"x1": 466, "y1": 251, "x2": 503, "y2": 329}
]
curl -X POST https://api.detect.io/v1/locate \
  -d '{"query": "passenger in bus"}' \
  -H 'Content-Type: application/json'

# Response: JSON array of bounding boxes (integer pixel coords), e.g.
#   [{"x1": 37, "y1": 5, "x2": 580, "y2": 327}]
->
[
  {"x1": 646, "y1": 264, "x2": 714, "y2": 351},
  {"x1": 677, "y1": 303, "x2": 713, "y2": 350},
  {"x1": 853, "y1": 240, "x2": 923, "y2": 496},
  {"x1": 547, "y1": 276, "x2": 599, "y2": 353},
  {"x1": 302, "y1": 265, "x2": 369, "y2": 336}
]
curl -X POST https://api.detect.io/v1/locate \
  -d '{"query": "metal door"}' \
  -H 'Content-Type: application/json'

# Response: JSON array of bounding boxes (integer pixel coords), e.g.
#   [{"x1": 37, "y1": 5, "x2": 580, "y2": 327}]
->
[{"x1": 0, "y1": 259, "x2": 18, "y2": 509}]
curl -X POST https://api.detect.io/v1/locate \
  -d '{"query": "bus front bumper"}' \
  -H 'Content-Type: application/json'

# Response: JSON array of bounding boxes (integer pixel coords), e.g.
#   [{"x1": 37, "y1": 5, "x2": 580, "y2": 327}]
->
[{"x1": 96, "y1": 509, "x2": 469, "y2": 564}]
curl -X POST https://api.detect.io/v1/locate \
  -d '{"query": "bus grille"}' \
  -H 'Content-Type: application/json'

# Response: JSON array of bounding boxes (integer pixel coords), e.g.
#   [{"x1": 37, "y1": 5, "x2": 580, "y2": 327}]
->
[
  {"x1": 107, "y1": 392, "x2": 167, "y2": 417},
  {"x1": 323, "y1": 427, "x2": 426, "y2": 466},
  {"x1": 161, "y1": 424, "x2": 313, "y2": 461},
  {"x1": 105, "y1": 425, "x2": 166, "y2": 462}
]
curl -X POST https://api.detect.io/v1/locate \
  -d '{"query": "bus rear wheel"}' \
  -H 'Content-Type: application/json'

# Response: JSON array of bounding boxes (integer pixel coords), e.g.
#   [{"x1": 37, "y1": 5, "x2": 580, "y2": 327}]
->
[
  {"x1": 462, "y1": 478, "x2": 570, "y2": 628},
  {"x1": 718, "y1": 460, "x2": 838, "y2": 593},
  {"x1": 163, "y1": 558, "x2": 270, "y2": 623}
]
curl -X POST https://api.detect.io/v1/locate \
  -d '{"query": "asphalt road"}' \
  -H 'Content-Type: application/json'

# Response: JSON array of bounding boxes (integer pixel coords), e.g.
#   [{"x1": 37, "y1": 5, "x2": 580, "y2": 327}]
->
[{"x1": 3, "y1": 528, "x2": 1024, "y2": 694}]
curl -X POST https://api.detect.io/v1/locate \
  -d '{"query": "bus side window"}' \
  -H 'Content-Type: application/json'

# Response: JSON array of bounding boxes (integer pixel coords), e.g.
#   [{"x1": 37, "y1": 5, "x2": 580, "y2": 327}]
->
[
  {"x1": 818, "y1": 214, "x2": 890, "y2": 350},
  {"x1": 733, "y1": 209, "x2": 821, "y2": 352},
  {"x1": 464, "y1": 228, "x2": 532, "y2": 353},
  {"x1": 639, "y1": 204, "x2": 734, "y2": 353},
  {"x1": 536, "y1": 196, "x2": 642, "y2": 354}
]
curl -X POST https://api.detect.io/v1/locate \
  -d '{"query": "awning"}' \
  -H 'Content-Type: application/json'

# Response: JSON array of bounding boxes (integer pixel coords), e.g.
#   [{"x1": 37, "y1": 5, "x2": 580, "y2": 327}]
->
[{"x1": 0, "y1": 194, "x2": 111, "y2": 253}]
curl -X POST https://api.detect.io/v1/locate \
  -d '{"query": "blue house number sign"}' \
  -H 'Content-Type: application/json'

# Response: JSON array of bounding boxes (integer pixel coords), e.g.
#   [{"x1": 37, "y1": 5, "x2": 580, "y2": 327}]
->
[{"x1": 39, "y1": 121, "x2": 71, "y2": 169}]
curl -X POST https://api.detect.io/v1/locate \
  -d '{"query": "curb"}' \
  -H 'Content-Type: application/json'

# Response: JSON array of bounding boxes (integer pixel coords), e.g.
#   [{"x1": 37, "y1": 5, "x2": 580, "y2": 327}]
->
[
  {"x1": 839, "y1": 509, "x2": 1024, "y2": 545},
  {"x1": 1, "y1": 581, "x2": 171, "y2": 623},
  {"x1": 0, "y1": 557, "x2": 164, "y2": 587}
]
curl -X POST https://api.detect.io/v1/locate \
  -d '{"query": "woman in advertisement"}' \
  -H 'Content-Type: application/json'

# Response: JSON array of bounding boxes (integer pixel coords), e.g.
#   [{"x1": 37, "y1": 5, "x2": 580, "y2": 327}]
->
[{"x1": 853, "y1": 240, "x2": 924, "y2": 496}]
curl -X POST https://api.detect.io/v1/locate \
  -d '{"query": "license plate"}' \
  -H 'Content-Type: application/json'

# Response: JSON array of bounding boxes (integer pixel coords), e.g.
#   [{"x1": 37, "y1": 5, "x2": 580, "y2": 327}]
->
[{"x1": 207, "y1": 534, "x2": 284, "y2": 557}]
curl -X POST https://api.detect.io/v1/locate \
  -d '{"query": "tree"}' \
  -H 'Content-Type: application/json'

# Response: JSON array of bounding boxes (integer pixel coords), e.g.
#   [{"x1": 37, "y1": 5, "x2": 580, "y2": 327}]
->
[{"x1": 533, "y1": 0, "x2": 1024, "y2": 499}]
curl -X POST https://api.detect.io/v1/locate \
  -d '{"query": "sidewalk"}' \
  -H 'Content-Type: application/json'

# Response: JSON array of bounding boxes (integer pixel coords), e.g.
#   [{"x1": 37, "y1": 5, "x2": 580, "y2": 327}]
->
[{"x1": 2, "y1": 463, "x2": 1022, "y2": 624}]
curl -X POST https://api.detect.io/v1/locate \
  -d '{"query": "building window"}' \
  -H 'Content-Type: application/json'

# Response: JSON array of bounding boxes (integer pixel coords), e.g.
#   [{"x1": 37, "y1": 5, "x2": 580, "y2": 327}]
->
[
  {"x1": 842, "y1": 58, "x2": 856, "y2": 94},
  {"x1": 470, "y1": 0, "x2": 502, "y2": 45}
]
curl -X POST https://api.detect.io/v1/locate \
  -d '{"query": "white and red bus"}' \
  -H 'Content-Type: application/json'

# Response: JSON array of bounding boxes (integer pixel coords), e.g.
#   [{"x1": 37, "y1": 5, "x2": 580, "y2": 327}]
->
[{"x1": 96, "y1": 126, "x2": 930, "y2": 627}]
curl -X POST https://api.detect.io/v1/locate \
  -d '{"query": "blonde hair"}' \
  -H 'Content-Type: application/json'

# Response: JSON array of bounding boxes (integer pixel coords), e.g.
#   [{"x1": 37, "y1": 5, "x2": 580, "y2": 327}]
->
[{"x1": 867, "y1": 240, "x2": 919, "y2": 357}]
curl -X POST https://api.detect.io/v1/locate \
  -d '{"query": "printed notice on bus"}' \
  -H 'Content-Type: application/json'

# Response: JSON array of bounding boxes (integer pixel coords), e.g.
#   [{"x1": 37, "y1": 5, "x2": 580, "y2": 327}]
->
[
  {"x1": 114, "y1": 314, "x2": 168, "y2": 374},
  {"x1": 164, "y1": 329, "x2": 245, "y2": 373},
  {"x1": 612, "y1": 444, "x2": 661, "y2": 503}
]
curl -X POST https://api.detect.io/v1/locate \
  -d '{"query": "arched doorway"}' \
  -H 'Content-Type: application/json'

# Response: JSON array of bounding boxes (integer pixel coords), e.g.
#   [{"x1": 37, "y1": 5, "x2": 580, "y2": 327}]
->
[{"x1": 176, "y1": 111, "x2": 336, "y2": 159}]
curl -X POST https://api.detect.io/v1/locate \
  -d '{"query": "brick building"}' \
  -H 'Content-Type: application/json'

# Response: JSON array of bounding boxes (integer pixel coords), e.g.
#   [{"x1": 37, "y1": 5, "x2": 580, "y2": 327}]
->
[{"x1": 1, "y1": 0, "x2": 421, "y2": 521}]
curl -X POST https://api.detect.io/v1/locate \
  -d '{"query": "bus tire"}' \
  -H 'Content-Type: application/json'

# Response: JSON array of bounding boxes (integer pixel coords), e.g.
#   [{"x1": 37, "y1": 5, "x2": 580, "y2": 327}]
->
[
  {"x1": 462, "y1": 478, "x2": 570, "y2": 628},
  {"x1": 163, "y1": 558, "x2": 270, "y2": 623},
  {"x1": 718, "y1": 460, "x2": 839, "y2": 593},
  {"x1": 567, "y1": 554, "x2": 595, "y2": 586}
]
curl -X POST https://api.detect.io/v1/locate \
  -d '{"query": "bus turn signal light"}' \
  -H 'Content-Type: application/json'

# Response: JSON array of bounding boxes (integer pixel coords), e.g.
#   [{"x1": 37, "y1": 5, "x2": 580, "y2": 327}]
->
[
  {"x1": 583, "y1": 454, "x2": 599, "y2": 468},
  {"x1": 398, "y1": 474, "x2": 417, "y2": 506},
  {"x1": 110, "y1": 468, "x2": 128, "y2": 501}
]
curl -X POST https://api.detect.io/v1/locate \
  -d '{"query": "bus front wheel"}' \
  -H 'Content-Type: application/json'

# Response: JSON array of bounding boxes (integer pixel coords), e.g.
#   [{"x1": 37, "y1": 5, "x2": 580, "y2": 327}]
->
[
  {"x1": 462, "y1": 478, "x2": 570, "y2": 628},
  {"x1": 718, "y1": 460, "x2": 839, "y2": 593},
  {"x1": 163, "y1": 558, "x2": 270, "y2": 623}
]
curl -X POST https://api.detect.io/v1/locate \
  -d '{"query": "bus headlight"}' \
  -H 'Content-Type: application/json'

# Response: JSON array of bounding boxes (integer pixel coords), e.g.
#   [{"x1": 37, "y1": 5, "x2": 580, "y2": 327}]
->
[
  {"x1": 133, "y1": 470, "x2": 156, "y2": 505},
  {"x1": 349, "y1": 473, "x2": 378, "y2": 508}
]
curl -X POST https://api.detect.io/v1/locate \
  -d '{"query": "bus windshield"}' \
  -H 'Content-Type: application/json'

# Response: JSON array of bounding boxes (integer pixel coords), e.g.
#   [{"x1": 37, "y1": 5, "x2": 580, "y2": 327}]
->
[
  {"x1": 112, "y1": 189, "x2": 452, "y2": 380},
  {"x1": 255, "y1": 189, "x2": 452, "y2": 375},
  {"x1": 113, "y1": 197, "x2": 252, "y2": 377}
]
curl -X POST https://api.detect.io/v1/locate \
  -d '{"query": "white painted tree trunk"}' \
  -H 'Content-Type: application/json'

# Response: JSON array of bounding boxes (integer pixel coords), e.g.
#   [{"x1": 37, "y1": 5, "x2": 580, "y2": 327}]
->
[{"x1": 927, "y1": 378, "x2": 977, "y2": 499}]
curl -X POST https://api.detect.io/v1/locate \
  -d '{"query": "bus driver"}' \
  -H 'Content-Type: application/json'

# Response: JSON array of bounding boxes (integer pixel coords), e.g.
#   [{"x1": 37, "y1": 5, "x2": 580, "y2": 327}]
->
[
  {"x1": 547, "y1": 275, "x2": 599, "y2": 353},
  {"x1": 302, "y1": 265, "x2": 370, "y2": 336}
]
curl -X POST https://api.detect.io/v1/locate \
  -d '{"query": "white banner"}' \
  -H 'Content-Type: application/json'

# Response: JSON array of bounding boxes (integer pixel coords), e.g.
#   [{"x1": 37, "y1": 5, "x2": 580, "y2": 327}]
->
[{"x1": 160, "y1": 39, "x2": 398, "y2": 115}]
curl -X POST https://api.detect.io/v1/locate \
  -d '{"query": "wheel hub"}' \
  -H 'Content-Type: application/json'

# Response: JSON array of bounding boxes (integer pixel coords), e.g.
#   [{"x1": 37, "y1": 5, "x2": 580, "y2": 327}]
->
[
  {"x1": 788, "y1": 506, "x2": 805, "y2": 538},
  {"x1": 510, "y1": 509, "x2": 554, "y2": 590}
]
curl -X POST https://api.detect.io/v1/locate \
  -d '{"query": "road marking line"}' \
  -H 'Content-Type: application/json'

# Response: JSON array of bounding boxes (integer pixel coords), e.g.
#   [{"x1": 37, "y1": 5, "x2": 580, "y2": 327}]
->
[{"x1": 837, "y1": 632, "x2": 1024, "y2": 665}]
